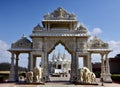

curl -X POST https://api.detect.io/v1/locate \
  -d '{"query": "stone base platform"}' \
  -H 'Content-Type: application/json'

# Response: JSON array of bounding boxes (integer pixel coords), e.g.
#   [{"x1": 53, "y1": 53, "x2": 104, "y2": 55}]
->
[
  {"x1": 17, "y1": 82, "x2": 45, "y2": 85},
  {"x1": 75, "y1": 82, "x2": 98, "y2": 85}
]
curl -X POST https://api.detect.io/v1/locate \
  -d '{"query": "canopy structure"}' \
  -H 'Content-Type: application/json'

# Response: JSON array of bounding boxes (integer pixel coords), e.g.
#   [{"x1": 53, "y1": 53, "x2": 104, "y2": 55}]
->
[{"x1": 8, "y1": 7, "x2": 112, "y2": 83}]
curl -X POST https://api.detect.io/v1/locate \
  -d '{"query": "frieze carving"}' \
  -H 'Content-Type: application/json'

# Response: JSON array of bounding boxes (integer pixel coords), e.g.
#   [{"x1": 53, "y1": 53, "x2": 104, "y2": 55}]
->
[
  {"x1": 43, "y1": 37, "x2": 76, "y2": 53},
  {"x1": 32, "y1": 38, "x2": 43, "y2": 50},
  {"x1": 44, "y1": 7, "x2": 76, "y2": 20}
]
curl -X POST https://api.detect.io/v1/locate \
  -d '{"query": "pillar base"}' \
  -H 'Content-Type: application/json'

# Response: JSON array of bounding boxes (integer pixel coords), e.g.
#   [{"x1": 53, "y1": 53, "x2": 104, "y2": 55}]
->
[
  {"x1": 103, "y1": 74, "x2": 112, "y2": 83},
  {"x1": 101, "y1": 74, "x2": 112, "y2": 83},
  {"x1": 8, "y1": 78, "x2": 15, "y2": 82},
  {"x1": 70, "y1": 76, "x2": 77, "y2": 83}
]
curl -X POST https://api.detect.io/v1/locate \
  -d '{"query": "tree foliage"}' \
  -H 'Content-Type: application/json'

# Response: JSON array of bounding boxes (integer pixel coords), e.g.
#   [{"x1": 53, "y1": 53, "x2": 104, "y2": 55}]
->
[{"x1": 0, "y1": 62, "x2": 27, "y2": 71}]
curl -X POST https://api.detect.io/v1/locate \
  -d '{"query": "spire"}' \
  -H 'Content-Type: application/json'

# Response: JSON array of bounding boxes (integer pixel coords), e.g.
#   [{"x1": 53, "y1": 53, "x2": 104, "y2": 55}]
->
[
  {"x1": 57, "y1": 50, "x2": 63, "y2": 61},
  {"x1": 52, "y1": 52, "x2": 57, "y2": 62},
  {"x1": 63, "y1": 52, "x2": 67, "y2": 61},
  {"x1": 22, "y1": 34, "x2": 26, "y2": 38}
]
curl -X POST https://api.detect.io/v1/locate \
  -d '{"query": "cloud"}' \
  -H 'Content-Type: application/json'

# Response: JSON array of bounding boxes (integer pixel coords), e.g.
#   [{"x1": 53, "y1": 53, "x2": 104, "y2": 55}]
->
[
  {"x1": 0, "y1": 40, "x2": 11, "y2": 63},
  {"x1": 108, "y1": 40, "x2": 120, "y2": 57},
  {"x1": 89, "y1": 27, "x2": 103, "y2": 36},
  {"x1": 92, "y1": 28, "x2": 103, "y2": 35}
]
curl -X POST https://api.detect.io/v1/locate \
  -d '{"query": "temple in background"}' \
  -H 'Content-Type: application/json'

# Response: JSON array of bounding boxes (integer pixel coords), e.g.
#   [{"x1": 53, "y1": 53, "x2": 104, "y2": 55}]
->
[{"x1": 49, "y1": 51, "x2": 71, "y2": 77}]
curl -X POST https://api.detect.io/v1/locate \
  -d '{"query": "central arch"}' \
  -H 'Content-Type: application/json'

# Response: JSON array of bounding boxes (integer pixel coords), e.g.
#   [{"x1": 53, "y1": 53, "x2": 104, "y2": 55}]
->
[
  {"x1": 48, "y1": 43, "x2": 72, "y2": 82},
  {"x1": 47, "y1": 40, "x2": 72, "y2": 54},
  {"x1": 42, "y1": 37, "x2": 78, "y2": 82}
]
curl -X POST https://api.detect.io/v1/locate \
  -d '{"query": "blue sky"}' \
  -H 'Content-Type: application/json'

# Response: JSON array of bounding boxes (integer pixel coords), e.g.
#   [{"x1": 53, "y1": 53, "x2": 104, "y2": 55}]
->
[{"x1": 0, "y1": 0, "x2": 120, "y2": 67}]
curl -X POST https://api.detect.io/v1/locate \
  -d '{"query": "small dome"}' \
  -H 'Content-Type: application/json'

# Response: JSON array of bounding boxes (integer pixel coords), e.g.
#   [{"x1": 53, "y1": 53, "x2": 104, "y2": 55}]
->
[
  {"x1": 11, "y1": 35, "x2": 32, "y2": 49},
  {"x1": 88, "y1": 36, "x2": 108, "y2": 49},
  {"x1": 77, "y1": 25, "x2": 88, "y2": 33},
  {"x1": 32, "y1": 24, "x2": 43, "y2": 33}
]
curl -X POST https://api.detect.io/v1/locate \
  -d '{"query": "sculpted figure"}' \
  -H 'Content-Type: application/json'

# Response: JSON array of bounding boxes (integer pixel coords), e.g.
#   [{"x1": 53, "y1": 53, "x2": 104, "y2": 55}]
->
[
  {"x1": 82, "y1": 67, "x2": 90, "y2": 83},
  {"x1": 90, "y1": 72, "x2": 96, "y2": 83},
  {"x1": 26, "y1": 71, "x2": 33, "y2": 83},
  {"x1": 33, "y1": 67, "x2": 43, "y2": 83},
  {"x1": 79, "y1": 67, "x2": 96, "y2": 84}
]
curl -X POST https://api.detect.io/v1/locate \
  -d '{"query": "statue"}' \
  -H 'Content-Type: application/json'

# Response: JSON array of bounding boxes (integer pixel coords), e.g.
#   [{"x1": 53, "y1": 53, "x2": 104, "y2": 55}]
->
[
  {"x1": 26, "y1": 71, "x2": 33, "y2": 83},
  {"x1": 25, "y1": 67, "x2": 43, "y2": 83},
  {"x1": 78, "y1": 67, "x2": 97, "y2": 84},
  {"x1": 33, "y1": 67, "x2": 43, "y2": 83}
]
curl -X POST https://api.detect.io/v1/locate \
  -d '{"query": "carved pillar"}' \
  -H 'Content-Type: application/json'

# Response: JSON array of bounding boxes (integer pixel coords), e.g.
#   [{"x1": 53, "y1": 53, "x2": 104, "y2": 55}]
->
[
  {"x1": 48, "y1": 23, "x2": 50, "y2": 30},
  {"x1": 15, "y1": 53, "x2": 19, "y2": 82},
  {"x1": 76, "y1": 52, "x2": 80, "y2": 82},
  {"x1": 105, "y1": 54, "x2": 110, "y2": 74},
  {"x1": 8, "y1": 52, "x2": 15, "y2": 82},
  {"x1": 41, "y1": 53, "x2": 44, "y2": 68},
  {"x1": 100, "y1": 53, "x2": 105, "y2": 79},
  {"x1": 89, "y1": 53, "x2": 92, "y2": 72},
  {"x1": 28, "y1": 53, "x2": 30, "y2": 71},
  {"x1": 104, "y1": 53, "x2": 112, "y2": 82},
  {"x1": 33, "y1": 57, "x2": 36, "y2": 68},
  {"x1": 43, "y1": 52, "x2": 49, "y2": 82},
  {"x1": 30, "y1": 53, "x2": 33, "y2": 71},
  {"x1": 45, "y1": 23, "x2": 47, "y2": 29},
  {"x1": 70, "y1": 52, "x2": 77, "y2": 82}
]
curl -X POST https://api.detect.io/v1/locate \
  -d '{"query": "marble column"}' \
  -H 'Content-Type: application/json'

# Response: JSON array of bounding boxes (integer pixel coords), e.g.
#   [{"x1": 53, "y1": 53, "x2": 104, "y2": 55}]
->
[
  {"x1": 33, "y1": 57, "x2": 36, "y2": 68},
  {"x1": 104, "y1": 53, "x2": 112, "y2": 82},
  {"x1": 43, "y1": 52, "x2": 49, "y2": 82},
  {"x1": 70, "y1": 52, "x2": 77, "y2": 82},
  {"x1": 89, "y1": 53, "x2": 92, "y2": 72},
  {"x1": 105, "y1": 54, "x2": 110, "y2": 74},
  {"x1": 8, "y1": 52, "x2": 15, "y2": 82},
  {"x1": 100, "y1": 53, "x2": 106, "y2": 81},
  {"x1": 41, "y1": 53, "x2": 44, "y2": 68},
  {"x1": 15, "y1": 53, "x2": 19, "y2": 82},
  {"x1": 28, "y1": 53, "x2": 30, "y2": 71},
  {"x1": 30, "y1": 53, "x2": 33, "y2": 71}
]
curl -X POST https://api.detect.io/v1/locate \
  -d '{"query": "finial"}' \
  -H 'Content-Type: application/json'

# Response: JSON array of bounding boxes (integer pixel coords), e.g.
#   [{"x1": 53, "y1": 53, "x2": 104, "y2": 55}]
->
[{"x1": 22, "y1": 34, "x2": 26, "y2": 38}]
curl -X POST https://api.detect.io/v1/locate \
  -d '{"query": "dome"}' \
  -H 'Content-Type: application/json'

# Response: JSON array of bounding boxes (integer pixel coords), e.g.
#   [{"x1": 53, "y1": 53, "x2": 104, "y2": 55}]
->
[
  {"x1": 77, "y1": 24, "x2": 88, "y2": 33},
  {"x1": 32, "y1": 24, "x2": 43, "y2": 33},
  {"x1": 11, "y1": 35, "x2": 32, "y2": 49},
  {"x1": 88, "y1": 36, "x2": 109, "y2": 49}
]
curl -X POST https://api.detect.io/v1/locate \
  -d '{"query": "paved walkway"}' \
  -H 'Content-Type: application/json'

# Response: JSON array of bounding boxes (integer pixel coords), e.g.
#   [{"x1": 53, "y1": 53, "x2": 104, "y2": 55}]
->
[
  {"x1": 0, "y1": 82, "x2": 120, "y2": 87},
  {"x1": 0, "y1": 77, "x2": 120, "y2": 87}
]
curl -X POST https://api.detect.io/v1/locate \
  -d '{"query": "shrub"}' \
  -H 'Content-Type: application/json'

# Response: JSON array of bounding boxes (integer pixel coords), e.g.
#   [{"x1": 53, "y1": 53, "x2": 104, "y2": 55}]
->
[{"x1": 111, "y1": 74, "x2": 120, "y2": 82}]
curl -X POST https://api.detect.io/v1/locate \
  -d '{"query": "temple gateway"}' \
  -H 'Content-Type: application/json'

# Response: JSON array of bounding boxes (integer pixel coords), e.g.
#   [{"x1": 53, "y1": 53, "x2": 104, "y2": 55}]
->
[{"x1": 8, "y1": 7, "x2": 112, "y2": 83}]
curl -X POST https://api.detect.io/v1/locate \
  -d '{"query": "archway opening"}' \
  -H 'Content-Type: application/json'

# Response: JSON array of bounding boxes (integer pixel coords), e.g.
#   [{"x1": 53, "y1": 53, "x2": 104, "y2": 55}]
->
[
  {"x1": 78, "y1": 57, "x2": 84, "y2": 69},
  {"x1": 19, "y1": 53, "x2": 28, "y2": 70},
  {"x1": 36, "y1": 57, "x2": 42, "y2": 67},
  {"x1": 18, "y1": 53, "x2": 28, "y2": 78},
  {"x1": 48, "y1": 43, "x2": 71, "y2": 82},
  {"x1": 92, "y1": 54, "x2": 101, "y2": 78}
]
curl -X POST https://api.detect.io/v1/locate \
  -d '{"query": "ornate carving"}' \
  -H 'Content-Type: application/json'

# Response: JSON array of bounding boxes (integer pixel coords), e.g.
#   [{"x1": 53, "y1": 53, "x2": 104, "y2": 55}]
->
[
  {"x1": 32, "y1": 38, "x2": 43, "y2": 50},
  {"x1": 44, "y1": 37, "x2": 76, "y2": 53},
  {"x1": 44, "y1": 7, "x2": 76, "y2": 20},
  {"x1": 77, "y1": 25, "x2": 88, "y2": 34},
  {"x1": 88, "y1": 36, "x2": 109, "y2": 49},
  {"x1": 12, "y1": 36, "x2": 32, "y2": 49}
]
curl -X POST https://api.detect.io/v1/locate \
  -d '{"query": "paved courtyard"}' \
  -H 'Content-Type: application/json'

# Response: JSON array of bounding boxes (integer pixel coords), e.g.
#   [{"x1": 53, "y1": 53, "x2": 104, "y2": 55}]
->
[{"x1": 0, "y1": 77, "x2": 120, "y2": 87}]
